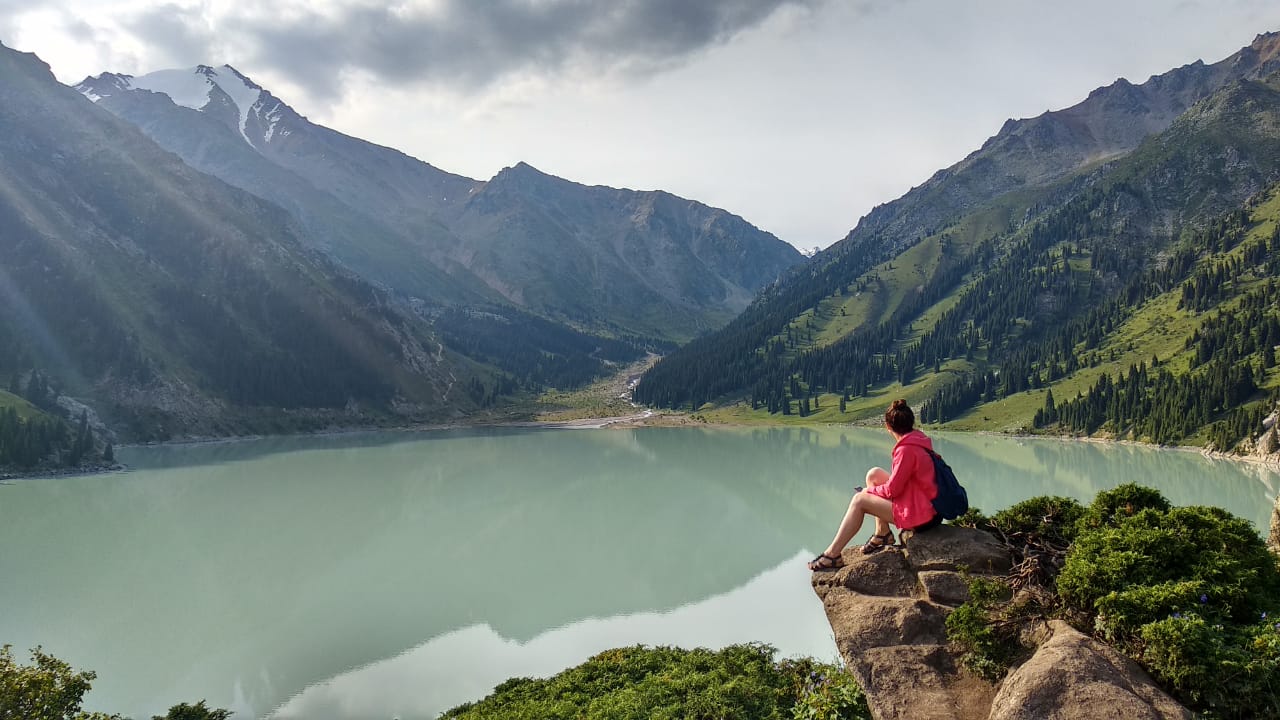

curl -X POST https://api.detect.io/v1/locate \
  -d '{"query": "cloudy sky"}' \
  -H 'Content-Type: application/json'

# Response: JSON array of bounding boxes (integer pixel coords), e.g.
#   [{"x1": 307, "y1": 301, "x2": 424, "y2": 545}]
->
[{"x1": 5, "y1": 0, "x2": 1280, "y2": 250}]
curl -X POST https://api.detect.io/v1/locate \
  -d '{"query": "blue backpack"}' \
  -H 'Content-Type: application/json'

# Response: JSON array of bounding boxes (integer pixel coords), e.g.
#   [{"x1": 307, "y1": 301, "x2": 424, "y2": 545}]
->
[{"x1": 927, "y1": 449, "x2": 968, "y2": 520}]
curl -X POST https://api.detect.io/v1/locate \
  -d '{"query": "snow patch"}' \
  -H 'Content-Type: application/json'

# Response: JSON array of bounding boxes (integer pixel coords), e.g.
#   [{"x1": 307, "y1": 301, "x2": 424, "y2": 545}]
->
[
  {"x1": 129, "y1": 67, "x2": 216, "y2": 111},
  {"x1": 215, "y1": 64, "x2": 263, "y2": 144},
  {"x1": 75, "y1": 73, "x2": 134, "y2": 103},
  {"x1": 126, "y1": 65, "x2": 263, "y2": 146},
  {"x1": 260, "y1": 100, "x2": 286, "y2": 142}
]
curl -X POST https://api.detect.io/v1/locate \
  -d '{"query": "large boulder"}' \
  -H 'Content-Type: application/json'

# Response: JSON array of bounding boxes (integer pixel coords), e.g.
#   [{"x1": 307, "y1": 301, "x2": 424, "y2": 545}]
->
[
  {"x1": 812, "y1": 527, "x2": 1004, "y2": 720},
  {"x1": 988, "y1": 621, "x2": 1191, "y2": 720},
  {"x1": 811, "y1": 546, "x2": 918, "y2": 600},
  {"x1": 901, "y1": 525, "x2": 1011, "y2": 574},
  {"x1": 810, "y1": 526, "x2": 1193, "y2": 720}
]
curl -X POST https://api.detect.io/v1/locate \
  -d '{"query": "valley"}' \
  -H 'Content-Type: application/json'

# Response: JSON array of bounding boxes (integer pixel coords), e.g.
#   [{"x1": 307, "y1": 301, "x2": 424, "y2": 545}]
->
[{"x1": 8, "y1": 32, "x2": 1280, "y2": 471}]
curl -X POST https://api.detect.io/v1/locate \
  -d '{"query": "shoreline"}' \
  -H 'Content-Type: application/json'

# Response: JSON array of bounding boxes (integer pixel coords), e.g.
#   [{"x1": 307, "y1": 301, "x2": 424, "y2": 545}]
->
[{"x1": 6, "y1": 410, "x2": 1279, "y2": 481}]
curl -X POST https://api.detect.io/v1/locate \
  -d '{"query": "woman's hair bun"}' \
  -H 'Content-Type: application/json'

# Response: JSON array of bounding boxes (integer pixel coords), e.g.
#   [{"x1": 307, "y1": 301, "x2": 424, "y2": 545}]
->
[{"x1": 884, "y1": 398, "x2": 915, "y2": 434}]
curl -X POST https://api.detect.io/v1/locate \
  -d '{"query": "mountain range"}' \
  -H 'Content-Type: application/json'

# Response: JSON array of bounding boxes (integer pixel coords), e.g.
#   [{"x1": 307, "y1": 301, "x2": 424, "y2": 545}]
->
[
  {"x1": 74, "y1": 64, "x2": 801, "y2": 341},
  {"x1": 637, "y1": 31, "x2": 1280, "y2": 453},
  {"x1": 0, "y1": 43, "x2": 480, "y2": 448},
  {"x1": 7, "y1": 29, "x2": 1280, "y2": 466},
  {"x1": 0, "y1": 42, "x2": 800, "y2": 463}
]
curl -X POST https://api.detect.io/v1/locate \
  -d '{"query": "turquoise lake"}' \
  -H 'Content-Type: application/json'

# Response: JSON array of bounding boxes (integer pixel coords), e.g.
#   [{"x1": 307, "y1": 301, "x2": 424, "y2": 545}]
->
[{"x1": 0, "y1": 426, "x2": 1275, "y2": 719}]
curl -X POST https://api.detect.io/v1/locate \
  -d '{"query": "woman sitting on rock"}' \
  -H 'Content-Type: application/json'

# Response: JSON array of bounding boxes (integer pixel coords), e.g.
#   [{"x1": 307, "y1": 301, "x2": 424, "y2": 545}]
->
[{"x1": 808, "y1": 399, "x2": 940, "y2": 570}]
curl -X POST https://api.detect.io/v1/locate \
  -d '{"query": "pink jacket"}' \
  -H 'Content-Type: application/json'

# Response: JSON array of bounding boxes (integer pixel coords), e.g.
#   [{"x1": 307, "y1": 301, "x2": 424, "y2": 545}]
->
[{"x1": 867, "y1": 430, "x2": 938, "y2": 530}]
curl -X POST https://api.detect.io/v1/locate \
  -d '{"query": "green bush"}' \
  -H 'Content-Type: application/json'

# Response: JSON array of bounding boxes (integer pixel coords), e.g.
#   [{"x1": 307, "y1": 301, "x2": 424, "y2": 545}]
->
[
  {"x1": 950, "y1": 507, "x2": 988, "y2": 529},
  {"x1": 1076, "y1": 483, "x2": 1171, "y2": 532},
  {"x1": 1139, "y1": 615, "x2": 1280, "y2": 718},
  {"x1": 0, "y1": 645, "x2": 231, "y2": 720},
  {"x1": 989, "y1": 495, "x2": 1085, "y2": 546},
  {"x1": 151, "y1": 701, "x2": 231, "y2": 720},
  {"x1": 1059, "y1": 505, "x2": 1279, "y2": 635},
  {"x1": 1091, "y1": 580, "x2": 1207, "y2": 641},
  {"x1": 785, "y1": 659, "x2": 869, "y2": 720},
  {"x1": 953, "y1": 486, "x2": 1280, "y2": 717},
  {"x1": 1053, "y1": 486, "x2": 1280, "y2": 719},
  {"x1": 943, "y1": 577, "x2": 1016, "y2": 681},
  {"x1": 441, "y1": 644, "x2": 870, "y2": 720}
]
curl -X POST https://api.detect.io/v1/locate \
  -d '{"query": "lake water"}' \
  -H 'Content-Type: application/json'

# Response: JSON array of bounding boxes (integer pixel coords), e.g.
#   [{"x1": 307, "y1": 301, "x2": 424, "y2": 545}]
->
[{"x1": 1, "y1": 426, "x2": 1275, "y2": 719}]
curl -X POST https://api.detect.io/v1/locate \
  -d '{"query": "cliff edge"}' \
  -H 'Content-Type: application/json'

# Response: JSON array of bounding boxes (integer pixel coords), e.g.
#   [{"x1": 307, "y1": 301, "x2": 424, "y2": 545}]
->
[{"x1": 811, "y1": 526, "x2": 1190, "y2": 720}]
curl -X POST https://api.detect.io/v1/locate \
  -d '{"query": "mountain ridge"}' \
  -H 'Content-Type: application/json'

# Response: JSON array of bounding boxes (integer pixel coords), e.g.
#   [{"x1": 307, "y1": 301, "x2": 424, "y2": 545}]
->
[
  {"x1": 636, "y1": 34, "x2": 1280, "y2": 454},
  {"x1": 0, "y1": 39, "x2": 483, "y2": 447},
  {"x1": 841, "y1": 30, "x2": 1280, "y2": 259},
  {"x1": 76, "y1": 64, "x2": 802, "y2": 342}
]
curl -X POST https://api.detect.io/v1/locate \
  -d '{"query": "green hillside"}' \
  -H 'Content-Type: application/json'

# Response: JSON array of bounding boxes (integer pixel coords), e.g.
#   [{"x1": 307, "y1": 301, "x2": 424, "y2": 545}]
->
[
  {"x1": 0, "y1": 386, "x2": 76, "y2": 470},
  {"x1": 639, "y1": 73, "x2": 1280, "y2": 454}
]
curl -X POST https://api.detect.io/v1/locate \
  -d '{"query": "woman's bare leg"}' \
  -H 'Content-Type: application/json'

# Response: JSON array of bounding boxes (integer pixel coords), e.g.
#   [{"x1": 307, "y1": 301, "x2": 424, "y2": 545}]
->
[
  {"x1": 822, "y1": 488, "x2": 895, "y2": 558},
  {"x1": 864, "y1": 467, "x2": 892, "y2": 538}
]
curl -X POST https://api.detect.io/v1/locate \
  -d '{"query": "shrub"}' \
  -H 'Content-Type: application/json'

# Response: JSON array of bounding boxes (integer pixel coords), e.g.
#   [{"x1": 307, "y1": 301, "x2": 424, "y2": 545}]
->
[
  {"x1": 1076, "y1": 483, "x2": 1171, "y2": 532},
  {"x1": 783, "y1": 659, "x2": 870, "y2": 720},
  {"x1": 0, "y1": 645, "x2": 231, "y2": 720},
  {"x1": 944, "y1": 577, "x2": 1016, "y2": 681},
  {"x1": 978, "y1": 496, "x2": 1086, "y2": 591},
  {"x1": 441, "y1": 644, "x2": 870, "y2": 720},
  {"x1": 1139, "y1": 615, "x2": 1280, "y2": 719},
  {"x1": 988, "y1": 495, "x2": 1085, "y2": 546},
  {"x1": 950, "y1": 507, "x2": 988, "y2": 529},
  {"x1": 1059, "y1": 504, "x2": 1279, "y2": 634},
  {"x1": 152, "y1": 701, "x2": 232, "y2": 720},
  {"x1": 1054, "y1": 486, "x2": 1280, "y2": 718}
]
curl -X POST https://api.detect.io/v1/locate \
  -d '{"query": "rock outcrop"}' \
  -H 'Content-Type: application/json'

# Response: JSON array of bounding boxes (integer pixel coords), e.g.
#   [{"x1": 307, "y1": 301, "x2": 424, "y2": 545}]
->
[
  {"x1": 811, "y1": 526, "x2": 1190, "y2": 720},
  {"x1": 988, "y1": 621, "x2": 1190, "y2": 720}
]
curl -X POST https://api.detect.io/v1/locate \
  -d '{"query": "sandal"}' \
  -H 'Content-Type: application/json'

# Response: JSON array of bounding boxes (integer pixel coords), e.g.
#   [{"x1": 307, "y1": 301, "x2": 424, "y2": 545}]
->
[
  {"x1": 861, "y1": 532, "x2": 896, "y2": 555},
  {"x1": 808, "y1": 552, "x2": 845, "y2": 571}
]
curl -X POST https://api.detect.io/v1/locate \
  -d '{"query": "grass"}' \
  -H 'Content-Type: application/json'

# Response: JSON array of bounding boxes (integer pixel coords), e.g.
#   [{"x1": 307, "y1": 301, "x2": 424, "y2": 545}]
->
[
  {"x1": 633, "y1": 183, "x2": 1280, "y2": 454},
  {"x1": 0, "y1": 389, "x2": 44, "y2": 421},
  {"x1": 945, "y1": 185, "x2": 1280, "y2": 436},
  {"x1": 700, "y1": 358, "x2": 975, "y2": 426}
]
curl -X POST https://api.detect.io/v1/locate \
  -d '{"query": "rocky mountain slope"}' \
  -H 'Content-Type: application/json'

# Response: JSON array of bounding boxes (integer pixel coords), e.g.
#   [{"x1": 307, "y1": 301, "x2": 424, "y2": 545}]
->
[
  {"x1": 75, "y1": 65, "x2": 801, "y2": 341},
  {"x1": 837, "y1": 31, "x2": 1280, "y2": 265},
  {"x1": 0, "y1": 42, "x2": 478, "y2": 443},
  {"x1": 638, "y1": 32, "x2": 1280, "y2": 452}
]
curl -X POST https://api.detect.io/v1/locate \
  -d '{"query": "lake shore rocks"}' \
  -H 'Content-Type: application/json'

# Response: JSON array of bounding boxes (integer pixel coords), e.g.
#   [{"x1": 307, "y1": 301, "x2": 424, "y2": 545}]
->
[{"x1": 811, "y1": 525, "x2": 1190, "y2": 720}]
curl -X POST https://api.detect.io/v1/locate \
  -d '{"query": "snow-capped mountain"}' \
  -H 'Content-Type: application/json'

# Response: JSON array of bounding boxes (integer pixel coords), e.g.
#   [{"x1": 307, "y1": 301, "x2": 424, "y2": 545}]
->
[
  {"x1": 0, "y1": 42, "x2": 473, "y2": 439},
  {"x1": 74, "y1": 64, "x2": 802, "y2": 341},
  {"x1": 82, "y1": 65, "x2": 285, "y2": 146},
  {"x1": 76, "y1": 64, "x2": 488, "y2": 305}
]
